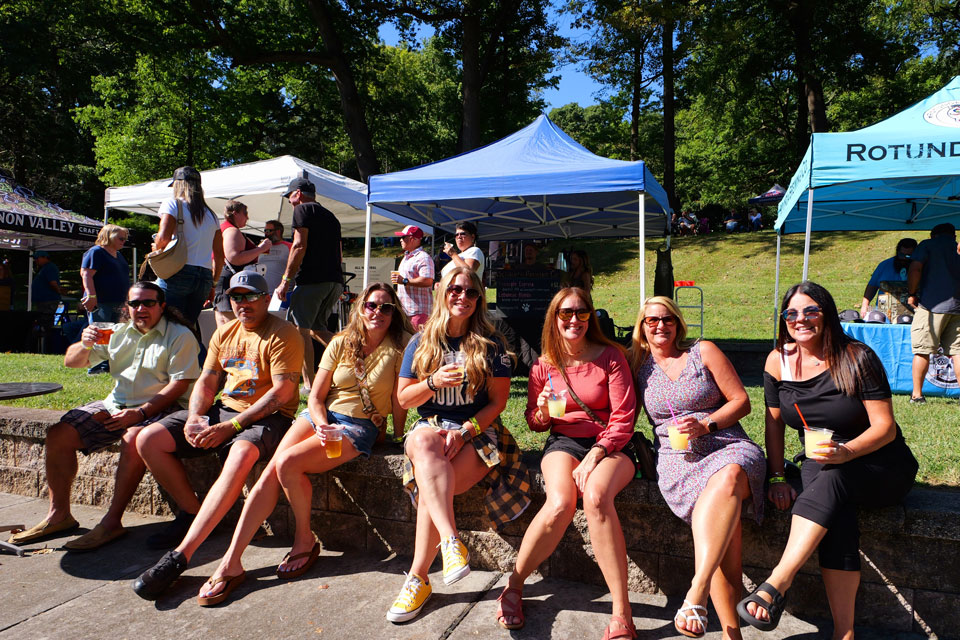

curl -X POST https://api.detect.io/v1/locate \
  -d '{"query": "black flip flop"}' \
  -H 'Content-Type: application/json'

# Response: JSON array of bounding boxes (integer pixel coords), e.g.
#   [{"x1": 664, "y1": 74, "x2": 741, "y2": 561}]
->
[{"x1": 737, "y1": 581, "x2": 786, "y2": 631}]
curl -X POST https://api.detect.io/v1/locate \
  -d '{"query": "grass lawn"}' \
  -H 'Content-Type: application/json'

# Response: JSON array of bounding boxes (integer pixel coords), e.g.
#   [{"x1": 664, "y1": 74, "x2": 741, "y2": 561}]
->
[{"x1": 2, "y1": 354, "x2": 956, "y2": 487}]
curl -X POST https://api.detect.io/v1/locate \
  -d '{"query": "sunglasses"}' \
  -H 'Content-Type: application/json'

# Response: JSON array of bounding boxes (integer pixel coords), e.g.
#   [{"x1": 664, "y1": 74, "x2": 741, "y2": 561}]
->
[
  {"x1": 782, "y1": 305, "x2": 822, "y2": 322},
  {"x1": 642, "y1": 315, "x2": 678, "y2": 328},
  {"x1": 454, "y1": 232, "x2": 471, "y2": 238},
  {"x1": 557, "y1": 308, "x2": 592, "y2": 322},
  {"x1": 127, "y1": 299, "x2": 159, "y2": 309},
  {"x1": 363, "y1": 301, "x2": 396, "y2": 315},
  {"x1": 229, "y1": 292, "x2": 265, "y2": 303},
  {"x1": 446, "y1": 284, "x2": 481, "y2": 300}
]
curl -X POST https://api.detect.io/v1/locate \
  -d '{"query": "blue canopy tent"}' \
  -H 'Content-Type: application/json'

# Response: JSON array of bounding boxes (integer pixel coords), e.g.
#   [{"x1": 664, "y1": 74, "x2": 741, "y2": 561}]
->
[{"x1": 365, "y1": 115, "x2": 673, "y2": 300}]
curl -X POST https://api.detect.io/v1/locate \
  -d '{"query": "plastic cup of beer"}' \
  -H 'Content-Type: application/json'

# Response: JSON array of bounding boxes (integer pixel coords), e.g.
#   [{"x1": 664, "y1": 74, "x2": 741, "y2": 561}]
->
[
  {"x1": 443, "y1": 351, "x2": 466, "y2": 379},
  {"x1": 668, "y1": 424, "x2": 689, "y2": 450},
  {"x1": 186, "y1": 415, "x2": 210, "y2": 442},
  {"x1": 547, "y1": 389, "x2": 567, "y2": 418},
  {"x1": 92, "y1": 322, "x2": 114, "y2": 345},
  {"x1": 321, "y1": 426, "x2": 343, "y2": 458},
  {"x1": 804, "y1": 428, "x2": 834, "y2": 460},
  {"x1": 391, "y1": 270, "x2": 401, "y2": 284}
]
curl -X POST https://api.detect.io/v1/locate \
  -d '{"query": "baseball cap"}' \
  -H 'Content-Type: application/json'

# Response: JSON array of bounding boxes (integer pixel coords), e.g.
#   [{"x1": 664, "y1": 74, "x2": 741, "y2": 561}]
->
[
  {"x1": 283, "y1": 176, "x2": 316, "y2": 198},
  {"x1": 864, "y1": 310, "x2": 889, "y2": 324},
  {"x1": 34, "y1": 250, "x2": 50, "y2": 258},
  {"x1": 225, "y1": 271, "x2": 269, "y2": 295},
  {"x1": 168, "y1": 166, "x2": 201, "y2": 186},
  {"x1": 395, "y1": 225, "x2": 424, "y2": 239},
  {"x1": 896, "y1": 314, "x2": 914, "y2": 325}
]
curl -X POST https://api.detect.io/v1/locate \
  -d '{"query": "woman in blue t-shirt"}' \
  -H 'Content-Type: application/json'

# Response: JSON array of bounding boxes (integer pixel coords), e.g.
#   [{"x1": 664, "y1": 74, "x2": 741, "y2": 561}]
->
[
  {"x1": 387, "y1": 267, "x2": 528, "y2": 624},
  {"x1": 80, "y1": 224, "x2": 130, "y2": 323}
]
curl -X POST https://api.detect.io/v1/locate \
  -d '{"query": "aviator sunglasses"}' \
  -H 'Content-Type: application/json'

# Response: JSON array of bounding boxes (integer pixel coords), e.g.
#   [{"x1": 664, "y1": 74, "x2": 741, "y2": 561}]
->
[
  {"x1": 229, "y1": 292, "x2": 265, "y2": 303},
  {"x1": 782, "y1": 305, "x2": 822, "y2": 322},
  {"x1": 446, "y1": 284, "x2": 481, "y2": 300},
  {"x1": 127, "y1": 299, "x2": 159, "y2": 309},
  {"x1": 557, "y1": 307, "x2": 592, "y2": 322},
  {"x1": 642, "y1": 315, "x2": 678, "y2": 328},
  {"x1": 363, "y1": 301, "x2": 396, "y2": 315}
]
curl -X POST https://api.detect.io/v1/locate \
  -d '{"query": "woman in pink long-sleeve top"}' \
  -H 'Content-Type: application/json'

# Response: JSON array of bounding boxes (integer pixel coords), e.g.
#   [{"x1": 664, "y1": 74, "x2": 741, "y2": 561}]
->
[{"x1": 496, "y1": 287, "x2": 640, "y2": 640}]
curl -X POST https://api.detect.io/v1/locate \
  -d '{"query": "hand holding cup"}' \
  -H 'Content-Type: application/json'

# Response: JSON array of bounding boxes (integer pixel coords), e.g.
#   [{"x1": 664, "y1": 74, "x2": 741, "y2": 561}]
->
[{"x1": 185, "y1": 415, "x2": 210, "y2": 447}]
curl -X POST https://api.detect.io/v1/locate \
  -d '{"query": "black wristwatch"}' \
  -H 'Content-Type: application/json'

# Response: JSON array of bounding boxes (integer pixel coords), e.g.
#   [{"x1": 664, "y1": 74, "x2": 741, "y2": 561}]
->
[
  {"x1": 706, "y1": 418, "x2": 719, "y2": 433},
  {"x1": 402, "y1": 277, "x2": 409, "y2": 285}
]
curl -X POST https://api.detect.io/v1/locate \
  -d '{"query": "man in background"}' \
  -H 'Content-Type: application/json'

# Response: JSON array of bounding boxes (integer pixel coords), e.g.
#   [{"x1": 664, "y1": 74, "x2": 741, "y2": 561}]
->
[
  {"x1": 391, "y1": 225, "x2": 434, "y2": 330},
  {"x1": 860, "y1": 237, "x2": 917, "y2": 317}
]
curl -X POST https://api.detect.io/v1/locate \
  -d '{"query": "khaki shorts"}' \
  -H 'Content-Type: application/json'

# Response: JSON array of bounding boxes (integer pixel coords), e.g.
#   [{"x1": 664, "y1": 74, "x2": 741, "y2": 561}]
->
[{"x1": 911, "y1": 308, "x2": 960, "y2": 356}]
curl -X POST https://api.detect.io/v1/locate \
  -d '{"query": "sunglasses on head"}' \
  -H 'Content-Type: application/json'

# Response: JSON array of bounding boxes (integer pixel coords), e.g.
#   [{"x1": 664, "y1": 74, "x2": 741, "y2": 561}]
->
[
  {"x1": 127, "y1": 299, "x2": 159, "y2": 309},
  {"x1": 782, "y1": 305, "x2": 822, "y2": 322},
  {"x1": 229, "y1": 292, "x2": 265, "y2": 303},
  {"x1": 557, "y1": 308, "x2": 591, "y2": 322},
  {"x1": 363, "y1": 301, "x2": 396, "y2": 315},
  {"x1": 642, "y1": 315, "x2": 678, "y2": 328},
  {"x1": 446, "y1": 284, "x2": 481, "y2": 300}
]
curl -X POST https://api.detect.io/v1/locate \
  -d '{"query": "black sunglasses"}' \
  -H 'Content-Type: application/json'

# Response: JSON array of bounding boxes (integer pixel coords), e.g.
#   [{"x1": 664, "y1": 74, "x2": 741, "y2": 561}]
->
[
  {"x1": 363, "y1": 301, "x2": 396, "y2": 315},
  {"x1": 642, "y1": 315, "x2": 678, "y2": 328},
  {"x1": 782, "y1": 305, "x2": 822, "y2": 322},
  {"x1": 127, "y1": 299, "x2": 159, "y2": 309},
  {"x1": 557, "y1": 307, "x2": 591, "y2": 322},
  {"x1": 229, "y1": 292, "x2": 265, "y2": 303},
  {"x1": 446, "y1": 284, "x2": 481, "y2": 300}
]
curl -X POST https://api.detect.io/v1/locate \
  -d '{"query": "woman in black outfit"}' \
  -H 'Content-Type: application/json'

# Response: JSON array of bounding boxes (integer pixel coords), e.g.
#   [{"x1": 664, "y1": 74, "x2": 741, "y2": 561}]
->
[{"x1": 738, "y1": 281, "x2": 917, "y2": 639}]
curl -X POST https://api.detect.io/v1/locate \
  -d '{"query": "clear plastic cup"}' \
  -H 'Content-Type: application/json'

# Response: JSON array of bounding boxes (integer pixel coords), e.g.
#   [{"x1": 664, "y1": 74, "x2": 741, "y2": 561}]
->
[
  {"x1": 321, "y1": 426, "x2": 343, "y2": 458},
  {"x1": 443, "y1": 351, "x2": 466, "y2": 378},
  {"x1": 186, "y1": 415, "x2": 210, "y2": 442},
  {"x1": 92, "y1": 322, "x2": 114, "y2": 345},
  {"x1": 804, "y1": 428, "x2": 834, "y2": 460},
  {"x1": 547, "y1": 389, "x2": 567, "y2": 418},
  {"x1": 667, "y1": 424, "x2": 689, "y2": 450}
]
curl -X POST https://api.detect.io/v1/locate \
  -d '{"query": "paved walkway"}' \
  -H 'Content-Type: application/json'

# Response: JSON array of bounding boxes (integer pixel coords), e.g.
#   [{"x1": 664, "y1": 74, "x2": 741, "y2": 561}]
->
[{"x1": 0, "y1": 493, "x2": 920, "y2": 639}]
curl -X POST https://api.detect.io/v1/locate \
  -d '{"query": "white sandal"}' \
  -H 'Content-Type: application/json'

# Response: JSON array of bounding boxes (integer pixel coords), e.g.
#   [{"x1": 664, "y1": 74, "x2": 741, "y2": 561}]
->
[{"x1": 674, "y1": 600, "x2": 708, "y2": 638}]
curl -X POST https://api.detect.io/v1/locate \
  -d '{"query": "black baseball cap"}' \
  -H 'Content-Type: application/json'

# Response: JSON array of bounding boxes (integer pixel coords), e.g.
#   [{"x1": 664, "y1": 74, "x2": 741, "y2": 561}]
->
[
  {"x1": 283, "y1": 176, "x2": 316, "y2": 198},
  {"x1": 168, "y1": 166, "x2": 201, "y2": 186}
]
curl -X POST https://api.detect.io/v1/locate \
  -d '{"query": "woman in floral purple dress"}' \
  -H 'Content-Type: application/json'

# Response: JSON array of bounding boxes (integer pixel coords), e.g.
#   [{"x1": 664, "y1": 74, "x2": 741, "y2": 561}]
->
[{"x1": 631, "y1": 296, "x2": 765, "y2": 639}]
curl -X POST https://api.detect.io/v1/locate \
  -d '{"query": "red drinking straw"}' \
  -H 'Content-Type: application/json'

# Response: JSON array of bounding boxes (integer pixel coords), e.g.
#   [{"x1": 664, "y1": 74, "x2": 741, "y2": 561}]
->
[{"x1": 793, "y1": 403, "x2": 811, "y2": 431}]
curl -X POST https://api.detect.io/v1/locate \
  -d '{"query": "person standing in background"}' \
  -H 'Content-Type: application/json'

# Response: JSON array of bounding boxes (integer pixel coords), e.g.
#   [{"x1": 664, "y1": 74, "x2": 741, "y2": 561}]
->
[
  {"x1": 440, "y1": 221, "x2": 484, "y2": 280},
  {"x1": 258, "y1": 219, "x2": 293, "y2": 296},
  {"x1": 31, "y1": 250, "x2": 62, "y2": 331},
  {"x1": 391, "y1": 225, "x2": 434, "y2": 330},
  {"x1": 81, "y1": 224, "x2": 131, "y2": 324},
  {"x1": 859, "y1": 238, "x2": 916, "y2": 318},
  {"x1": 213, "y1": 200, "x2": 272, "y2": 327}
]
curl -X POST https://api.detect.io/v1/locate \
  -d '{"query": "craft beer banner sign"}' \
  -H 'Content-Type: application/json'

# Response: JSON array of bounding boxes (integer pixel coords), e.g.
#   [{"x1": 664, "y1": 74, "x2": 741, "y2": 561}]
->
[{"x1": 0, "y1": 175, "x2": 101, "y2": 242}]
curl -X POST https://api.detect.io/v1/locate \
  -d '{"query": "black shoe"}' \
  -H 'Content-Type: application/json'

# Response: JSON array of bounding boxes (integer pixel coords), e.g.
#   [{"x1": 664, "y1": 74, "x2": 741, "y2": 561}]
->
[
  {"x1": 146, "y1": 511, "x2": 195, "y2": 550},
  {"x1": 133, "y1": 550, "x2": 187, "y2": 600},
  {"x1": 910, "y1": 395, "x2": 926, "y2": 404},
  {"x1": 86, "y1": 361, "x2": 110, "y2": 375}
]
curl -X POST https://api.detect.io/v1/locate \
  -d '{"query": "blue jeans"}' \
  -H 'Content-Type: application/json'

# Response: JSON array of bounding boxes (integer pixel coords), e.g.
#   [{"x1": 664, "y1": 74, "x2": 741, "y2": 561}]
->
[
  {"x1": 157, "y1": 264, "x2": 213, "y2": 328},
  {"x1": 88, "y1": 302, "x2": 123, "y2": 324}
]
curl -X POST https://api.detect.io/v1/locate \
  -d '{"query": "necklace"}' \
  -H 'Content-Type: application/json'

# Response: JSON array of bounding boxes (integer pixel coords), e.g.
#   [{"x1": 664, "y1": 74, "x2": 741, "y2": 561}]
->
[{"x1": 654, "y1": 352, "x2": 684, "y2": 375}]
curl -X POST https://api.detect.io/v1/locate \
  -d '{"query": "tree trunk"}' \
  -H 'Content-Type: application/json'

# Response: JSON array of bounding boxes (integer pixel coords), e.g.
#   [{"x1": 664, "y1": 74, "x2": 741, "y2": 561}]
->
[
  {"x1": 631, "y1": 43, "x2": 642, "y2": 161},
  {"x1": 786, "y1": 0, "x2": 828, "y2": 134},
  {"x1": 661, "y1": 16, "x2": 678, "y2": 211},
  {"x1": 459, "y1": 7, "x2": 482, "y2": 153}
]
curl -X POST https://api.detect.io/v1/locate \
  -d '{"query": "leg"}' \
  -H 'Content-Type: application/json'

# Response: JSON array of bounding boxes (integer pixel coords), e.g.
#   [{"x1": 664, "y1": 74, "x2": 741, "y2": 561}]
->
[
  {"x1": 175, "y1": 440, "x2": 261, "y2": 562},
  {"x1": 99, "y1": 426, "x2": 148, "y2": 531},
  {"x1": 911, "y1": 354, "x2": 929, "y2": 399},
  {"x1": 276, "y1": 428, "x2": 362, "y2": 572},
  {"x1": 681, "y1": 464, "x2": 751, "y2": 636},
  {"x1": 500, "y1": 453, "x2": 579, "y2": 627},
  {"x1": 136, "y1": 423, "x2": 201, "y2": 514},
  {"x1": 298, "y1": 327, "x2": 315, "y2": 389},
  {"x1": 43, "y1": 422, "x2": 83, "y2": 524},
  {"x1": 582, "y1": 452, "x2": 636, "y2": 631},
  {"x1": 710, "y1": 521, "x2": 744, "y2": 640},
  {"x1": 821, "y1": 568, "x2": 859, "y2": 640}
]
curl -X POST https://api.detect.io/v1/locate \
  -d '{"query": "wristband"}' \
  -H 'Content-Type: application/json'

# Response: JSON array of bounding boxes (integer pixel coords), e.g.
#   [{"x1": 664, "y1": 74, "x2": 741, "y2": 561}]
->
[
  {"x1": 231, "y1": 418, "x2": 243, "y2": 433},
  {"x1": 282, "y1": 275, "x2": 294, "y2": 283},
  {"x1": 768, "y1": 476, "x2": 787, "y2": 484},
  {"x1": 138, "y1": 407, "x2": 147, "y2": 421},
  {"x1": 85, "y1": 294, "x2": 97, "y2": 300},
  {"x1": 470, "y1": 416, "x2": 482, "y2": 436},
  {"x1": 458, "y1": 426, "x2": 473, "y2": 442},
  {"x1": 83, "y1": 343, "x2": 93, "y2": 350},
  {"x1": 592, "y1": 443, "x2": 609, "y2": 458},
  {"x1": 426, "y1": 375, "x2": 438, "y2": 392}
]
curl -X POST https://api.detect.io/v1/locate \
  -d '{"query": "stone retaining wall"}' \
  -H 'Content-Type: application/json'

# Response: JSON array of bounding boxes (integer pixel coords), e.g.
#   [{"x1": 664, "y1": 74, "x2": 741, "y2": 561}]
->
[{"x1": 2, "y1": 406, "x2": 957, "y2": 638}]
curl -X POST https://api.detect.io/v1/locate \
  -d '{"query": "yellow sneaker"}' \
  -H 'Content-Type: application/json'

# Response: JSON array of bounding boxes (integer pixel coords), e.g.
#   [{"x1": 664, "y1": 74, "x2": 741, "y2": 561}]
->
[
  {"x1": 386, "y1": 573, "x2": 432, "y2": 623},
  {"x1": 439, "y1": 535, "x2": 471, "y2": 585}
]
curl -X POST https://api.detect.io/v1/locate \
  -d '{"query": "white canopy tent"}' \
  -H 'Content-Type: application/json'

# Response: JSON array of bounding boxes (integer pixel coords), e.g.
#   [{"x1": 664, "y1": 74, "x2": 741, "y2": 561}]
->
[{"x1": 104, "y1": 155, "x2": 424, "y2": 238}]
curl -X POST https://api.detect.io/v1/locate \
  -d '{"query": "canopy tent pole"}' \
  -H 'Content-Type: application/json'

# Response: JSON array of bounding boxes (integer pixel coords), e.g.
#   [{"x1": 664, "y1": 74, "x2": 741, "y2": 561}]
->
[
  {"x1": 132, "y1": 247, "x2": 138, "y2": 283},
  {"x1": 774, "y1": 231, "x2": 782, "y2": 345},
  {"x1": 801, "y1": 189, "x2": 814, "y2": 280},
  {"x1": 27, "y1": 250, "x2": 34, "y2": 312},
  {"x1": 362, "y1": 203, "x2": 373, "y2": 289},
  {"x1": 638, "y1": 193, "x2": 646, "y2": 302}
]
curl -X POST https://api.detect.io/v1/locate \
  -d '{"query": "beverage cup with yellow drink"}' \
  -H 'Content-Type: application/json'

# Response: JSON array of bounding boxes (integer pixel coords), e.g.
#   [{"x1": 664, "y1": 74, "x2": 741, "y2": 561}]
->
[
  {"x1": 443, "y1": 351, "x2": 466, "y2": 380},
  {"x1": 804, "y1": 428, "x2": 834, "y2": 460},
  {"x1": 319, "y1": 426, "x2": 343, "y2": 458},
  {"x1": 547, "y1": 389, "x2": 567, "y2": 418},
  {"x1": 667, "y1": 424, "x2": 689, "y2": 450},
  {"x1": 92, "y1": 322, "x2": 114, "y2": 345}
]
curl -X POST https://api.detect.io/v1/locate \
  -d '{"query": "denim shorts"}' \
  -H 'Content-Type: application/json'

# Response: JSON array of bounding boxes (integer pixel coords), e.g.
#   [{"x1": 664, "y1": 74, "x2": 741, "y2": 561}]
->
[{"x1": 298, "y1": 408, "x2": 379, "y2": 458}]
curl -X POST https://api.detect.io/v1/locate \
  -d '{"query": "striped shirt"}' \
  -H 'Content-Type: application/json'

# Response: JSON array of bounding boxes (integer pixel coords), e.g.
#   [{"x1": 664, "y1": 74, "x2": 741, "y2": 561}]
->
[{"x1": 397, "y1": 247, "x2": 435, "y2": 317}]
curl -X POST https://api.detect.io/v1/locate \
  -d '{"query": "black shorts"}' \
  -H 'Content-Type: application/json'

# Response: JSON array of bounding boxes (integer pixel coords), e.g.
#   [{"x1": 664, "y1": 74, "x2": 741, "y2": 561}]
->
[
  {"x1": 157, "y1": 402, "x2": 292, "y2": 464},
  {"x1": 543, "y1": 432, "x2": 640, "y2": 469}
]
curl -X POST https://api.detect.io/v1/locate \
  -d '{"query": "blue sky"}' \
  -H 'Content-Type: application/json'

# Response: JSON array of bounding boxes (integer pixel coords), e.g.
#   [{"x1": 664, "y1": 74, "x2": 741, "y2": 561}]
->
[{"x1": 378, "y1": 8, "x2": 603, "y2": 112}]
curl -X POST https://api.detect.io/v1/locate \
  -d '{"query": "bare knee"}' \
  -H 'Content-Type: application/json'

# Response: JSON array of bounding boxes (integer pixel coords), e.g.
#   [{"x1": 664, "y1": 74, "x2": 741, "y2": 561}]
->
[
  {"x1": 135, "y1": 423, "x2": 172, "y2": 459},
  {"x1": 223, "y1": 441, "x2": 261, "y2": 476},
  {"x1": 713, "y1": 464, "x2": 747, "y2": 497},
  {"x1": 406, "y1": 428, "x2": 443, "y2": 462},
  {"x1": 582, "y1": 485, "x2": 615, "y2": 516},
  {"x1": 46, "y1": 422, "x2": 80, "y2": 451},
  {"x1": 542, "y1": 491, "x2": 577, "y2": 526}
]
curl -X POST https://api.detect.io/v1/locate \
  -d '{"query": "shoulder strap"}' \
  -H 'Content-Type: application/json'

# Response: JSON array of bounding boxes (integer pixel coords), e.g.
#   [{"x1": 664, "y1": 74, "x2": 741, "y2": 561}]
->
[{"x1": 556, "y1": 363, "x2": 607, "y2": 428}]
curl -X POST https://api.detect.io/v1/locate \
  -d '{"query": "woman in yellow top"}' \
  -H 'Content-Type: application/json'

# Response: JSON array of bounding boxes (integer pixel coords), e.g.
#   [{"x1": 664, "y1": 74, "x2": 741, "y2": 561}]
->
[{"x1": 195, "y1": 282, "x2": 411, "y2": 606}]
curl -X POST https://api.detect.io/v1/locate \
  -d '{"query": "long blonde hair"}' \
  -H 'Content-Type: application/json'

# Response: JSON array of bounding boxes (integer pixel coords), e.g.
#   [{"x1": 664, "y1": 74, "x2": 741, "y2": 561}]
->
[
  {"x1": 95, "y1": 224, "x2": 128, "y2": 248},
  {"x1": 628, "y1": 296, "x2": 697, "y2": 372},
  {"x1": 412, "y1": 267, "x2": 511, "y2": 396},
  {"x1": 540, "y1": 287, "x2": 623, "y2": 368},
  {"x1": 337, "y1": 282, "x2": 412, "y2": 366},
  {"x1": 172, "y1": 172, "x2": 212, "y2": 226}
]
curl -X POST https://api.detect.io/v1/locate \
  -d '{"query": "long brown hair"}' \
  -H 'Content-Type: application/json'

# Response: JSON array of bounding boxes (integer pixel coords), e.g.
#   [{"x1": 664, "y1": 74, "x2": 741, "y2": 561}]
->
[
  {"x1": 412, "y1": 267, "x2": 512, "y2": 396},
  {"x1": 777, "y1": 281, "x2": 883, "y2": 397},
  {"x1": 541, "y1": 287, "x2": 623, "y2": 369},
  {"x1": 172, "y1": 169, "x2": 212, "y2": 227},
  {"x1": 337, "y1": 282, "x2": 412, "y2": 366},
  {"x1": 627, "y1": 296, "x2": 698, "y2": 372}
]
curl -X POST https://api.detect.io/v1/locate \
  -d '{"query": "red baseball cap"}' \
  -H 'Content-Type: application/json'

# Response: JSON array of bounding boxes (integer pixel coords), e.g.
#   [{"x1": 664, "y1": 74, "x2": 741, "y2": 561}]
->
[{"x1": 395, "y1": 225, "x2": 424, "y2": 239}]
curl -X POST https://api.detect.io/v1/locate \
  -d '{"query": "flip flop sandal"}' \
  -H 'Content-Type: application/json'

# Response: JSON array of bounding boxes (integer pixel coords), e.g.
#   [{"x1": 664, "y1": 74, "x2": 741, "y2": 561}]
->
[
  {"x1": 197, "y1": 571, "x2": 247, "y2": 607},
  {"x1": 496, "y1": 586, "x2": 525, "y2": 630},
  {"x1": 674, "y1": 600, "x2": 708, "y2": 638},
  {"x1": 276, "y1": 540, "x2": 321, "y2": 580},
  {"x1": 601, "y1": 614, "x2": 636, "y2": 640},
  {"x1": 8, "y1": 516, "x2": 79, "y2": 545},
  {"x1": 737, "y1": 581, "x2": 787, "y2": 631}
]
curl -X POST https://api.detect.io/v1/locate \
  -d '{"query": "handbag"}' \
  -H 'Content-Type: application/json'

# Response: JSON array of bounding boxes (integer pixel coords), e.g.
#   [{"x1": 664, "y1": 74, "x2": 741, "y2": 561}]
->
[
  {"x1": 556, "y1": 365, "x2": 658, "y2": 480},
  {"x1": 139, "y1": 201, "x2": 188, "y2": 280}
]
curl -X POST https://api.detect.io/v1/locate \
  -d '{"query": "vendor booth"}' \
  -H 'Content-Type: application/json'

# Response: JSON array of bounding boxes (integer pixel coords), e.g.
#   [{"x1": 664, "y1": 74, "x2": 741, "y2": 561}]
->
[{"x1": 773, "y1": 77, "x2": 960, "y2": 396}]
